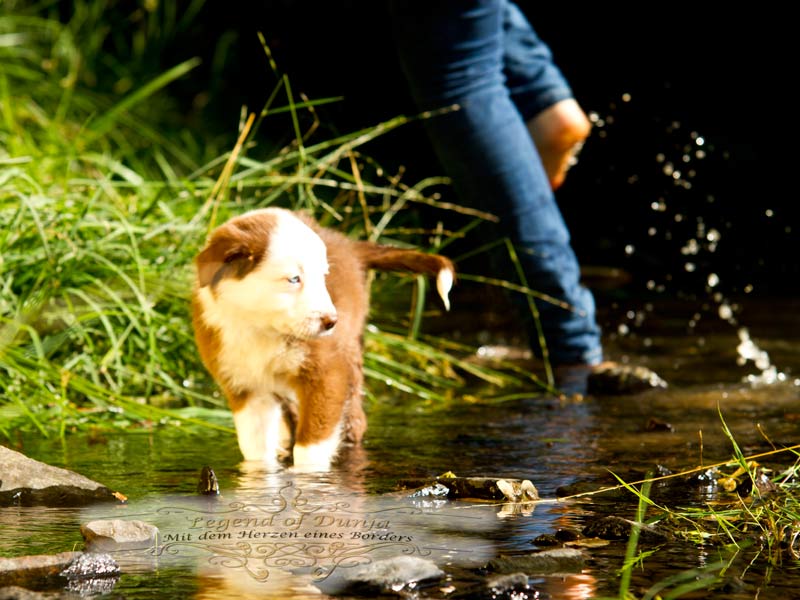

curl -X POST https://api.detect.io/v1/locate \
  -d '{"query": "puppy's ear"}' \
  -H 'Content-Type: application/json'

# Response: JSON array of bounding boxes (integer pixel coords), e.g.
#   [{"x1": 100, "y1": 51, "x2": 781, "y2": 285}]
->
[
  {"x1": 196, "y1": 212, "x2": 275, "y2": 288},
  {"x1": 196, "y1": 232, "x2": 258, "y2": 288}
]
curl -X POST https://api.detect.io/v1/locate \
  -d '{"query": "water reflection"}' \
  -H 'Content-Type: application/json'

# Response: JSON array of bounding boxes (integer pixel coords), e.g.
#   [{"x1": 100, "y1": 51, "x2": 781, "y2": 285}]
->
[{"x1": 78, "y1": 467, "x2": 503, "y2": 599}]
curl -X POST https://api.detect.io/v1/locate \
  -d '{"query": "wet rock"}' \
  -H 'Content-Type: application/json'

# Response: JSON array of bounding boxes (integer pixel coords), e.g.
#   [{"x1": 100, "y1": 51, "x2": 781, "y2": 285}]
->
[
  {"x1": 487, "y1": 548, "x2": 585, "y2": 575},
  {"x1": 0, "y1": 552, "x2": 80, "y2": 588},
  {"x1": 409, "y1": 482, "x2": 450, "y2": 498},
  {"x1": 59, "y1": 553, "x2": 119, "y2": 579},
  {"x1": 735, "y1": 467, "x2": 778, "y2": 497},
  {"x1": 342, "y1": 556, "x2": 443, "y2": 594},
  {"x1": 531, "y1": 533, "x2": 561, "y2": 546},
  {"x1": 532, "y1": 528, "x2": 581, "y2": 546},
  {"x1": 582, "y1": 516, "x2": 630, "y2": 540},
  {"x1": 645, "y1": 417, "x2": 674, "y2": 432},
  {"x1": 80, "y1": 519, "x2": 159, "y2": 552},
  {"x1": 0, "y1": 446, "x2": 122, "y2": 507},
  {"x1": 554, "y1": 528, "x2": 581, "y2": 542},
  {"x1": 401, "y1": 476, "x2": 538, "y2": 502},
  {"x1": 582, "y1": 515, "x2": 672, "y2": 543},
  {"x1": 197, "y1": 466, "x2": 220, "y2": 496},
  {"x1": 59, "y1": 553, "x2": 120, "y2": 596}
]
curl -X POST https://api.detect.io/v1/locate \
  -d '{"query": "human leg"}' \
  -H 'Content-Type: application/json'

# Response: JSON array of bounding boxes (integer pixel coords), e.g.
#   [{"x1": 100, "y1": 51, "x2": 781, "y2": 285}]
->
[
  {"x1": 388, "y1": 0, "x2": 603, "y2": 367},
  {"x1": 501, "y1": 1, "x2": 591, "y2": 189}
]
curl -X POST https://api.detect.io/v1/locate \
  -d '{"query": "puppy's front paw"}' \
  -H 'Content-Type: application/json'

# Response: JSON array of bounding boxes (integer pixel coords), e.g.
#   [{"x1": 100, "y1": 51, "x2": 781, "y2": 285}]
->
[{"x1": 291, "y1": 439, "x2": 338, "y2": 472}]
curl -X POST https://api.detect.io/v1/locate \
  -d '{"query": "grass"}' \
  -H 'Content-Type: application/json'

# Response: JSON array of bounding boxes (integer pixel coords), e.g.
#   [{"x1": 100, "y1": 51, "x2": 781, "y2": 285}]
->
[
  {"x1": 582, "y1": 415, "x2": 800, "y2": 599},
  {"x1": 0, "y1": 7, "x2": 552, "y2": 439}
]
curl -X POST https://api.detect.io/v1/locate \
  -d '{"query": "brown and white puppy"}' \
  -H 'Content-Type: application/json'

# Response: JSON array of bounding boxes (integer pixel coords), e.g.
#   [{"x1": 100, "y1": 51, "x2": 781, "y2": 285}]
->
[{"x1": 192, "y1": 207, "x2": 455, "y2": 471}]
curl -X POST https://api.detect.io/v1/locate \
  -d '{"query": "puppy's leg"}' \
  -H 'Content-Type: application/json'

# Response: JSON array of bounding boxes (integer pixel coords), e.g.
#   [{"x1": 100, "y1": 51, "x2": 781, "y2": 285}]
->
[
  {"x1": 232, "y1": 393, "x2": 285, "y2": 467},
  {"x1": 291, "y1": 374, "x2": 349, "y2": 472},
  {"x1": 343, "y1": 365, "x2": 366, "y2": 445}
]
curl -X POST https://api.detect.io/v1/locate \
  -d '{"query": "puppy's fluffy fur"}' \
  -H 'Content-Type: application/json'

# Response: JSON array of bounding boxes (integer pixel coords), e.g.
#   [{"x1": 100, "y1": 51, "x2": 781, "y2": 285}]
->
[{"x1": 192, "y1": 208, "x2": 455, "y2": 471}]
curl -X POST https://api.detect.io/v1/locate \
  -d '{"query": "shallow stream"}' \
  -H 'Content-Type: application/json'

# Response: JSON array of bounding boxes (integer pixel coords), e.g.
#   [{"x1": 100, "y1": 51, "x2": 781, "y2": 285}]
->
[{"x1": 2, "y1": 293, "x2": 799, "y2": 599}]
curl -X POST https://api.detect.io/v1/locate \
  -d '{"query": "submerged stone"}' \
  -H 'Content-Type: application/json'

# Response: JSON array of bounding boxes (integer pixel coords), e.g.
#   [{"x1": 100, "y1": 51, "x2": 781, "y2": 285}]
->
[
  {"x1": 582, "y1": 515, "x2": 672, "y2": 543},
  {"x1": 0, "y1": 446, "x2": 122, "y2": 507},
  {"x1": 342, "y1": 556, "x2": 444, "y2": 594},
  {"x1": 487, "y1": 548, "x2": 585, "y2": 575}
]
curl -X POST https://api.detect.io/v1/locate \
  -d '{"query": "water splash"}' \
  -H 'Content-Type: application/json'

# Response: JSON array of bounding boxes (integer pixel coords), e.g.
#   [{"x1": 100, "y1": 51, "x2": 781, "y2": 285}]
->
[
  {"x1": 736, "y1": 328, "x2": 785, "y2": 385},
  {"x1": 594, "y1": 96, "x2": 791, "y2": 385}
]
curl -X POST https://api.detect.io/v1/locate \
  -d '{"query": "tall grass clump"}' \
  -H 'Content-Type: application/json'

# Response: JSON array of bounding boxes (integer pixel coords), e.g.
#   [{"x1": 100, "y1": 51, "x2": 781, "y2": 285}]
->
[
  {"x1": 0, "y1": 7, "x2": 544, "y2": 438},
  {"x1": 0, "y1": 7, "x2": 219, "y2": 435}
]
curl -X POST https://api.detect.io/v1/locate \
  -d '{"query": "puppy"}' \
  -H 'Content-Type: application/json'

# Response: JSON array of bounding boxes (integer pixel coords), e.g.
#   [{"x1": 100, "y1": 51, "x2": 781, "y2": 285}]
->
[{"x1": 192, "y1": 207, "x2": 455, "y2": 471}]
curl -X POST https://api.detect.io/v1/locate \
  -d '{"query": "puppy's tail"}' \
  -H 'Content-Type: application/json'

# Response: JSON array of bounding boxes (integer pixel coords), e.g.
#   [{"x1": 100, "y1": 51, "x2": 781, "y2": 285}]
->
[{"x1": 355, "y1": 242, "x2": 455, "y2": 311}]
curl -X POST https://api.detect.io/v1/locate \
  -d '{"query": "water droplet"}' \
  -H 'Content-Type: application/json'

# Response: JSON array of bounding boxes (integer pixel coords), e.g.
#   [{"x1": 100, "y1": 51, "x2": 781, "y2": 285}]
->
[
  {"x1": 624, "y1": 244, "x2": 635, "y2": 255},
  {"x1": 718, "y1": 303, "x2": 733, "y2": 320},
  {"x1": 684, "y1": 262, "x2": 696, "y2": 272},
  {"x1": 651, "y1": 200, "x2": 667, "y2": 211},
  {"x1": 707, "y1": 273, "x2": 719, "y2": 287},
  {"x1": 681, "y1": 239, "x2": 699, "y2": 255},
  {"x1": 618, "y1": 323, "x2": 630, "y2": 335}
]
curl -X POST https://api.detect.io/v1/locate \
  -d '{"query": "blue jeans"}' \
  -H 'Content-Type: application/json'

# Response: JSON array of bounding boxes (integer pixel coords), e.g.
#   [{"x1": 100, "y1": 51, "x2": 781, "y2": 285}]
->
[{"x1": 389, "y1": 0, "x2": 603, "y2": 366}]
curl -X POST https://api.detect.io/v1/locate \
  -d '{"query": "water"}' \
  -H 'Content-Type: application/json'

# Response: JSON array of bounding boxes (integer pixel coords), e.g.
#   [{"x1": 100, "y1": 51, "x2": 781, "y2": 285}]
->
[{"x1": 2, "y1": 293, "x2": 799, "y2": 599}]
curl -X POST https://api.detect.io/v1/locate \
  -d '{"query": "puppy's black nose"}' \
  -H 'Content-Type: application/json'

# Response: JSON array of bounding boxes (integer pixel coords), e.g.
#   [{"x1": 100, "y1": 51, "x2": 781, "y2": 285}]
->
[{"x1": 321, "y1": 314, "x2": 338, "y2": 331}]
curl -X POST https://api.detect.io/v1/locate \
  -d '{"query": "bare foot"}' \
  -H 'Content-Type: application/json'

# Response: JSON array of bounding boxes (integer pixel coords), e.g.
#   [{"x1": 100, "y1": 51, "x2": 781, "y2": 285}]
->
[{"x1": 526, "y1": 98, "x2": 592, "y2": 190}]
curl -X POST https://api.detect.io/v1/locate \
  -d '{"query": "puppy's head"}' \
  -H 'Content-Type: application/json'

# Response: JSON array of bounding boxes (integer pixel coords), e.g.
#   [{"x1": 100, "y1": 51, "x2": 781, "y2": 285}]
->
[{"x1": 195, "y1": 208, "x2": 338, "y2": 338}]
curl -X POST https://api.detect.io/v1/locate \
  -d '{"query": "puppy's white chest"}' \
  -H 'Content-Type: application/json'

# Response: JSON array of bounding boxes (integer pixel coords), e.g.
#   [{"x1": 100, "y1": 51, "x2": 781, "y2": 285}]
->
[{"x1": 218, "y1": 328, "x2": 306, "y2": 393}]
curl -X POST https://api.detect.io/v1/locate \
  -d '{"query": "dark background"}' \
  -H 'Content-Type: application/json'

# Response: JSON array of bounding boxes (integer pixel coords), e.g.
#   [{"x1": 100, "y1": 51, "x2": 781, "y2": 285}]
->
[{"x1": 142, "y1": 2, "x2": 797, "y2": 299}]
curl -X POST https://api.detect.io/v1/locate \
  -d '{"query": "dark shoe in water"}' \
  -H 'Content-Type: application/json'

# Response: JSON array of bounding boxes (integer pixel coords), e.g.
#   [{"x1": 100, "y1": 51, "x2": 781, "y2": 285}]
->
[
  {"x1": 587, "y1": 362, "x2": 668, "y2": 395},
  {"x1": 556, "y1": 361, "x2": 668, "y2": 396}
]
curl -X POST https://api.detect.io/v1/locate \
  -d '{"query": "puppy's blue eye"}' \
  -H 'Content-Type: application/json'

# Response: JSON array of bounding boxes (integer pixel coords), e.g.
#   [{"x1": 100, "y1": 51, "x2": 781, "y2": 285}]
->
[{"x1": 288, "y1": 275, "x2": 301, "y2": 284}]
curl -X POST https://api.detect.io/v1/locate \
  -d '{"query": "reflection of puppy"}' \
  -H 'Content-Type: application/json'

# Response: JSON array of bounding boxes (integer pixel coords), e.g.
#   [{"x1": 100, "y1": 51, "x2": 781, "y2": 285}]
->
[{"x1": 192, "y1": 208, "x2": 455, "y2": 471}]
